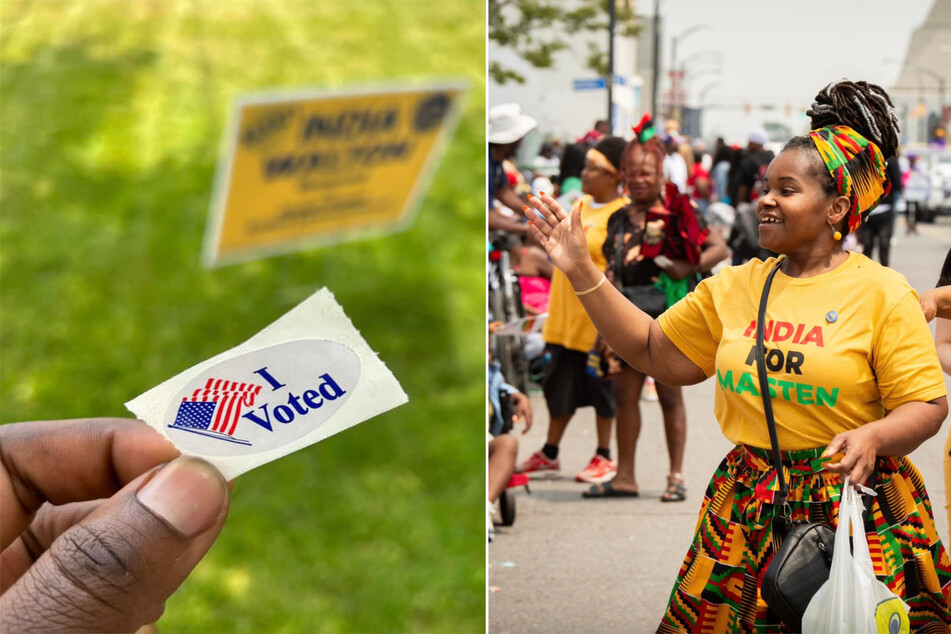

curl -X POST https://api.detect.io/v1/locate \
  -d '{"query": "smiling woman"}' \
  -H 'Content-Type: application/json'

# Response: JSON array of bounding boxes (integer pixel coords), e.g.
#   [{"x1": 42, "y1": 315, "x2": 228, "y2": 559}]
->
[
  {"x1": 754, "y1": 150, "x2": 851, "y2": 255},
  {"x1": 522, "y1": 78, "x2": 951, "y2": 632}
]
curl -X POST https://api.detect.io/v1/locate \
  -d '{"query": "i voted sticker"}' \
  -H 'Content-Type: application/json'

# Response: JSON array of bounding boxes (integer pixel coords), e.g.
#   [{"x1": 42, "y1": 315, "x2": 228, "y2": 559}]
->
[
  {"x1": 126, "y1": 288, "x2": 408, "y2": 479},
  {"x1": 165, "y1": 340, "x2": 360, "y2": 456}
]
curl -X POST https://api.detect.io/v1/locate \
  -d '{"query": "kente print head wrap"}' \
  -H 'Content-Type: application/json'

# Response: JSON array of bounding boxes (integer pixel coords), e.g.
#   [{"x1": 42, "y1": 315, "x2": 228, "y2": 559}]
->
[{"x1": 808, "y1": 124, "x2": 890, "y2": 233}]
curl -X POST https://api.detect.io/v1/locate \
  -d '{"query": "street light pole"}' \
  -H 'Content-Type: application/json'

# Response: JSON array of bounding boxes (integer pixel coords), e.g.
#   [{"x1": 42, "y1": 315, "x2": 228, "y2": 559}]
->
[
  {"x1": 669, "y1": 23, "x2": 710, "y2": 127},
  {"x1": 651, "y1": 0, "x2": 661, "y2": 118},
  {"x1": 682, "y1": 50, "x2": 722, "y2": 69},
  {"x1": 607, "y1": 0, "x2": 616, "y2": 130},
  {"x1": 696, "y1": 81, "x2": 721, "y2": 139},
  {"x1": 680, "y1": 66, "x2": 721, "y2": 133}
]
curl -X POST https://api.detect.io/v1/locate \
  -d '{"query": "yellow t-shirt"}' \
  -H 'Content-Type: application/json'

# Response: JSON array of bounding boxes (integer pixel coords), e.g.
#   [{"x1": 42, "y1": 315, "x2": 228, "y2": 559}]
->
[
  {"x1": 658, "y1": 253, "x2": 946, "y2": 450},
  {"x1": 542, "y1": 194, "x2": 629, "y2": 352}
]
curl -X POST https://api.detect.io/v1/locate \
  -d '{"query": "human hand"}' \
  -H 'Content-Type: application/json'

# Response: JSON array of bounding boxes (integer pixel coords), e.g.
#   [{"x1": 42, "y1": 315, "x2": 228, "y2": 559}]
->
[
  {"x1": 661, "y1": 259, "x2": 696, "y2": 281},
  {"x1": 822, "y1": 426, "x2": 880, "y2": 487},
  {"x1": 510, "y1": 392, "x2": 533, "y2": 434},
  {"x1": 1, "y1": 418, "x2": 230, "y2": 632},
  {"x1": 920, "y1": 288, "x2": 939, "y2": 323},
  {"x1": 523, "y1": 193, "x2": 592, "y2": 279}
]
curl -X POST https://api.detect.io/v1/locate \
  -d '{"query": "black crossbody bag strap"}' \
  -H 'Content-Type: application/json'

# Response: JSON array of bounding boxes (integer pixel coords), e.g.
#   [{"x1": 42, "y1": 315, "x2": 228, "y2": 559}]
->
[{"x1": 755, "y1": 259, "x2": 791, "y2": 520}]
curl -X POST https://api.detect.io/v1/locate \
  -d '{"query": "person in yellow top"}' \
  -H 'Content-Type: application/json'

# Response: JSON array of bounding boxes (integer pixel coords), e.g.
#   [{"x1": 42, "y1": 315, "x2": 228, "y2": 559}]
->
[
  {"x1": 517, "y1": 136, "x2": 628, "y2": 485},
  {"x1": 524, "y1": 80, "x2": 951, "y2": 632}
]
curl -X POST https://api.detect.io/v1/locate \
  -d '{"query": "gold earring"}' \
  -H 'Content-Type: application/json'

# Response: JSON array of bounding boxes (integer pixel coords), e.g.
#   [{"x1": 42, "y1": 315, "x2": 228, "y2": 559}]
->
[{"x1": 831, "y1": 224, "x2": 842, "y2": 241}]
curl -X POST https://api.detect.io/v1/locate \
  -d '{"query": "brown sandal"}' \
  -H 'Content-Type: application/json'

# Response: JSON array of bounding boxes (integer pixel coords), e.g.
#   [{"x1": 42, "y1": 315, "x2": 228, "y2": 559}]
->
[{"x1": 660, "y1": 473, "x2": 686, "y2": 502}]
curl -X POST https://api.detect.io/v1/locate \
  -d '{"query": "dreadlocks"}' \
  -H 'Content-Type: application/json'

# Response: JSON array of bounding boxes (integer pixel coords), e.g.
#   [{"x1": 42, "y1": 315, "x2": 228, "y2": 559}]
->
[{"x1": 806, "y1": 80, "x2": 900, "y2": 159}]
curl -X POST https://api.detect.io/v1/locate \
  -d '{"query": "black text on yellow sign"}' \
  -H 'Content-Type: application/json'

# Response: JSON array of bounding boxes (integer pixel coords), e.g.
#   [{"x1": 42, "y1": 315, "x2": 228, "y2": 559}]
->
[{"x1": 203, "y1": 83, "x2": 467, "y2": 266}]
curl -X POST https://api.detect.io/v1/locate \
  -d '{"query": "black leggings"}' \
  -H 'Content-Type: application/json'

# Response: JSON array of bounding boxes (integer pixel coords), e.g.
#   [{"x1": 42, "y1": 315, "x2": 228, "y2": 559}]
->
[{"x1": 860, "y1": 211, "x2": 895, "y2": 267}]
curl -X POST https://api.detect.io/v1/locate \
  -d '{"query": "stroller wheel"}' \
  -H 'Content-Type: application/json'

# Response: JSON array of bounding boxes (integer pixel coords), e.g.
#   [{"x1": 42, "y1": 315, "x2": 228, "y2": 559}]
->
[{"x1": 499, "y1": 489, "x2": 516, "y2": 526}]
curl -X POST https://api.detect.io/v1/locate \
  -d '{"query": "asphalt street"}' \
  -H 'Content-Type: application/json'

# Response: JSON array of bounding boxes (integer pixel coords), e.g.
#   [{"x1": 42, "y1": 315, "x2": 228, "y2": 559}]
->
[{"x1": 488, "y1": 216, "x2": 951, "y2": 634}]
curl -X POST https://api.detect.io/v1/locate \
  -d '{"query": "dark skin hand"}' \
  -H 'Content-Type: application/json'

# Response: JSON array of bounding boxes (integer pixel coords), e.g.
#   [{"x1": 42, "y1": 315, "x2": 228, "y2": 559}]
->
[
  {"x1": 937, "y1": 318, "x2": 951, "y2": 377},
  {"x1": 489, "y1": 206, "x2": 530, "y2": 235},
  {"x1": 509, "y1": 392, "x2": 533, "y2": 433},
  {"x1": 1, "y1": 419, "x2": 230, "y2": 632},
  {"x1": 525, "y1": 147, "x2": 948, "y2": 487},
  {"x1": 920, "y1": 287, "x2": 951, "y2": 323}
]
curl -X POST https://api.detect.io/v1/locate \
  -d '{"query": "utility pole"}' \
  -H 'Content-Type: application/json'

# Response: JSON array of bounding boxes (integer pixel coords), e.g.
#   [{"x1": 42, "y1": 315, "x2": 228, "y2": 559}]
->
[
  {"x1": 607, "y1": 0, "x2": 616, "y2": 130},
  {"x1": 651, "y1": 0, "x2": 661, "y2": 117}
]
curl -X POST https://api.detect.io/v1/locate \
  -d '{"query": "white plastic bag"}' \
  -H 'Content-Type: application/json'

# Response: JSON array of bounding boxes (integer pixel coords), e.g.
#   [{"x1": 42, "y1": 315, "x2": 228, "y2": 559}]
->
[{"x1": 802, "y1": 478, "x2": 910, "y2": 633}]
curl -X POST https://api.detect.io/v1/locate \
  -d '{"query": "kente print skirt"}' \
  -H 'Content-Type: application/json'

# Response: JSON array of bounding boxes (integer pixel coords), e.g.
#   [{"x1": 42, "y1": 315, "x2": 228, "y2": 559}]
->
[{"x1": 657, "y1": 445, "x2": 951, "y2": 633}]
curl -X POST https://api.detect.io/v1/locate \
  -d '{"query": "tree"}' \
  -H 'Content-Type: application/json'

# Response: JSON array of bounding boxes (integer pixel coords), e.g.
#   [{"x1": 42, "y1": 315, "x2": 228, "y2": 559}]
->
[{"x1": 489, "y1": 0, "x2": 640, "y2": 85}]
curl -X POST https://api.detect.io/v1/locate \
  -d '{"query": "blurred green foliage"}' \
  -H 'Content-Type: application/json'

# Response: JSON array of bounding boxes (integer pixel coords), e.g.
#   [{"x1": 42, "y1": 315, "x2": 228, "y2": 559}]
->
[{"x1": 0, "y1": 1, "x2": 485, "y2": 631}]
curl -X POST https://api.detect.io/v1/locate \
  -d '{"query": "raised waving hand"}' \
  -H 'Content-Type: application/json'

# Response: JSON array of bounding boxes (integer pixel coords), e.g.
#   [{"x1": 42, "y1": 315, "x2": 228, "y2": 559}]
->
[{"x1": 523, "y1": 193, "x2": 594, "y2": 279}]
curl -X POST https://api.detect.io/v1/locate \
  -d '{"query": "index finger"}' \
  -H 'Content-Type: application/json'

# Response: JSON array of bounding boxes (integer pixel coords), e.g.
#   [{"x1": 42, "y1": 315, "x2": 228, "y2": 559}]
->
[
  {"x1": 0, "y1": 418, "x2": 179, "y2": 550},
  {"x1": 526, "y1": 192, "x2": 568, "y2": 226}
]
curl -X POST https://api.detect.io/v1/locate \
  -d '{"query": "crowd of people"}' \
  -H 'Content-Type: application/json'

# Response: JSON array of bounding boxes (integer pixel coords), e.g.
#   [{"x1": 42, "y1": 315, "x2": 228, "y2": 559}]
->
[{"x1": 489, "y1": 79, "x2": 951, "y2": 631}]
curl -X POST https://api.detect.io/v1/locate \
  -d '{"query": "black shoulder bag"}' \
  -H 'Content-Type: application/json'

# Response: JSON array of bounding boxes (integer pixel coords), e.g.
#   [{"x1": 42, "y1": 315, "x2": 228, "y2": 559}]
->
[
  {"x1": 756, "y1": 261, "x2": 836, "y2": 632},
  {"x1": 613, "y1": 213, "x2": 667, "y2": 319}
]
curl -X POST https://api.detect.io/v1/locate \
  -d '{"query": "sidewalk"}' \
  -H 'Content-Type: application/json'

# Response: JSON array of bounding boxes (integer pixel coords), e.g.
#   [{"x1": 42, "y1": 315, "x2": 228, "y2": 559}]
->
[{"x1": 489, "y1": 218, "x2": 951, "y2": 633}]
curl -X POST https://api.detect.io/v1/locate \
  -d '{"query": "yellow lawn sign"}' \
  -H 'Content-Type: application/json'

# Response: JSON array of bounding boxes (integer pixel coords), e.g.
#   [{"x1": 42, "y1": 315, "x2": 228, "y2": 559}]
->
[{"x1": 203, "y1": 82, "x2": 467, "y2": 266}]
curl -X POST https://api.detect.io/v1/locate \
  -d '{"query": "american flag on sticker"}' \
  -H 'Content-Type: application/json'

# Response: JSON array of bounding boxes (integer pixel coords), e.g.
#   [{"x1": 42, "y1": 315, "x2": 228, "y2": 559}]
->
[{"x1": 168, "y1": 378, "x2": 263, "y2": 446}]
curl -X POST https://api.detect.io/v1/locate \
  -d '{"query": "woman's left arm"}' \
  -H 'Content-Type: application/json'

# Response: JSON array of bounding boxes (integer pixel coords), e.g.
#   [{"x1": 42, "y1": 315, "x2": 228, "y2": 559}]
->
[
  {"x1": 823, "y1": 397, "x2": 948, "y2": 486},
  {"x1": 823, "y1": 287, "x2": 950, "y2": 487}
]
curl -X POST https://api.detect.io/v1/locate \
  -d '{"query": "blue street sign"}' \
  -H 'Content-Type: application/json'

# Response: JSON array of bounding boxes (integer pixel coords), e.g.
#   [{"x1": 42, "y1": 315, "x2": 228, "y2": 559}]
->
[{"x1": 573, "y1": 78, "x2": 606, "y2": 91}]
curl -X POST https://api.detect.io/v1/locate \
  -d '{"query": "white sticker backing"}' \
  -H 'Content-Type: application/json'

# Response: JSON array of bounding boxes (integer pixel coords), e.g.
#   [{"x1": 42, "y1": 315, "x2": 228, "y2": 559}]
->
[{"x1": 126, "y1": 289, "x2": 408, "y2": 478}]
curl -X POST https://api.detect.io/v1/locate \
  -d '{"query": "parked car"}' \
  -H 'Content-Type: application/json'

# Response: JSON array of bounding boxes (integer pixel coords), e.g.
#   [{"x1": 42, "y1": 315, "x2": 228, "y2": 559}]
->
[{"x1": 905, "y1": 147, "x2": 951, "y2": 223}]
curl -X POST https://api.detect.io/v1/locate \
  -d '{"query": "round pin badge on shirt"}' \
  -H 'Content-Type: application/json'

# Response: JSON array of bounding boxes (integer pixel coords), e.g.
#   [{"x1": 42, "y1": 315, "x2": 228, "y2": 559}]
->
[{"x1": 826, "y1": 310, "x2": 838, "y2": 324}]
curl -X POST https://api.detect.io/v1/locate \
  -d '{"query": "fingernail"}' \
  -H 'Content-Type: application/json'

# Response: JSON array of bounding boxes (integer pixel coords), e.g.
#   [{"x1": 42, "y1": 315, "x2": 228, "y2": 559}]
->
[
  {"x1": 137, "y1": 457, "x2": 227, "y2": 537},
  {"x1": 522, "y1": 206, "x2": 528, "y2": 211},
  {"x1": 527, "y1": 193, "x2": 534, "y2": 199},
  {"x1": 539, "y1": 191, "x2": 546, "y2": 196}
]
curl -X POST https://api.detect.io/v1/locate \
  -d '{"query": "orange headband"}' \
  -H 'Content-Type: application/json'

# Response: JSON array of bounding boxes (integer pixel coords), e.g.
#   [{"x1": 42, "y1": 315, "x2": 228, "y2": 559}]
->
[{"x1": 586, "y1": 148, "x2": 618, "y2": 175}]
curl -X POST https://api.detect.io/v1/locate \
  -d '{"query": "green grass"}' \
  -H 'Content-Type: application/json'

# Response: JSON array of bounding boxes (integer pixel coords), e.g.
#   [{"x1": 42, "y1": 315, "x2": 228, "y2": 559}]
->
[{"x1": 0, "y1": 1, "x2": 485, "y2": 631}]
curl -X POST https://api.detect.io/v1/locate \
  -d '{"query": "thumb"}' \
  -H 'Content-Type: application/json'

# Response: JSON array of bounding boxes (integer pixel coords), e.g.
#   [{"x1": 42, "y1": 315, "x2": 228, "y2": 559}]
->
[
  {"x1": 1, "y1": 456, "x2": 229, "y2": 633},
  {"x1": 822, "y1": 435, "x2": 845, "y2": 460}
]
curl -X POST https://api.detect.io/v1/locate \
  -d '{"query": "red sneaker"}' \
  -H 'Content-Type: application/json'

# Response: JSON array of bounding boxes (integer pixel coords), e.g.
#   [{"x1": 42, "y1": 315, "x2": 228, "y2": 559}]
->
[
  {"x1": 575, "y1": 455, "x2": 618, "y2": 483},
  {"x1": 516, "y1": 450, "x2": 560, "y2": 474},
  {"x1": 507, "y1": 473, "x2": 530, "y2": 489}
]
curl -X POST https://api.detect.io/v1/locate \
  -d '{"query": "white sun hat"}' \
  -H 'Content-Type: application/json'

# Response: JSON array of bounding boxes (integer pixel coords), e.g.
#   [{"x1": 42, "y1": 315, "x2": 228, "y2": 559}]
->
[
  {"x1": 748, "y1": 127, "x2": 770, "y2": 146},
  {"x1": 488, "y1": 103, "x2": 538, "y2": 144}
]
